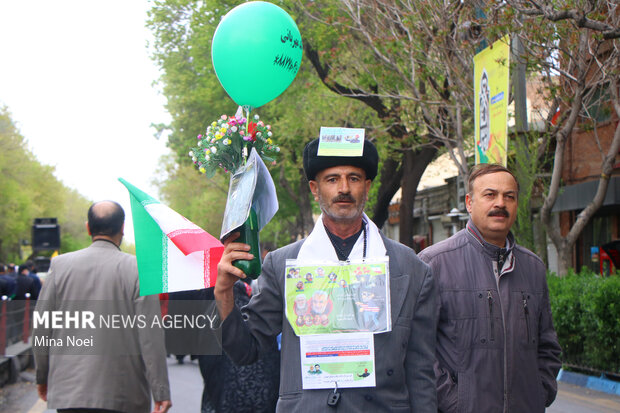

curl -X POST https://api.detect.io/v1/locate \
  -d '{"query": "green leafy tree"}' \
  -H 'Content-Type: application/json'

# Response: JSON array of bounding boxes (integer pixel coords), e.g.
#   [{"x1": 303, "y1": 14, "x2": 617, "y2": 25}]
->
[
  {"x1": 148, "y1": 1, "x2": 239, "y2": 162},
  {"x1": 0, "y1": 107, "x2": 91, "y2": 261}
]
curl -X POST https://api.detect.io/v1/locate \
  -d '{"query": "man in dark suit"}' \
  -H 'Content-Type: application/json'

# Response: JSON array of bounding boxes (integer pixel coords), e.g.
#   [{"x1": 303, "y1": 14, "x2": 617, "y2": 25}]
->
[
  {"x1": 15, "y1": 263, "x2": 37, "y2": 300},
  {"x1": 21, "y1": 261, "x2": 42, "y2": 298},
  {"x1": 215, "y1": 138, "x2": 437, "y2": 412}
]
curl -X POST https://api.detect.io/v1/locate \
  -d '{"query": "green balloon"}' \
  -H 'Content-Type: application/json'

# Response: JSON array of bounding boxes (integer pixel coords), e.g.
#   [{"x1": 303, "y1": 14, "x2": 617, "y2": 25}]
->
[{"x1": 212, "y1": 1, "x2": 303, "y2": 109}]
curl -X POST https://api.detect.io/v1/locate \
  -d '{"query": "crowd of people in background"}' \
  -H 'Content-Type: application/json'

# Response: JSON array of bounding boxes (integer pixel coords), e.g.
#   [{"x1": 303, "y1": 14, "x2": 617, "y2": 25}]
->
[
  {"x1": 0, "y1": 261, "x2": 41, "y2": 300},
  {"x1": 0, "y1": 261, "x2": 41, "y2": 351}
]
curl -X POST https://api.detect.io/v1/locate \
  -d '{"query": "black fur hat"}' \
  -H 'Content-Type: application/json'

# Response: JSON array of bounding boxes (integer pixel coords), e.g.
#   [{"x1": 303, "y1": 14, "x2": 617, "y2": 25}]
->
[{"x1": 302, "y1": 138, "x2": 378, "y2": 181}]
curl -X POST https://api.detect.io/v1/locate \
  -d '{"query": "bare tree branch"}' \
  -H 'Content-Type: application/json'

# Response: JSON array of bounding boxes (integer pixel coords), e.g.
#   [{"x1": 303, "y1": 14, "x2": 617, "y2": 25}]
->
[{"x1": 519, "y1": 2, "x2": 620, "y2": 39}]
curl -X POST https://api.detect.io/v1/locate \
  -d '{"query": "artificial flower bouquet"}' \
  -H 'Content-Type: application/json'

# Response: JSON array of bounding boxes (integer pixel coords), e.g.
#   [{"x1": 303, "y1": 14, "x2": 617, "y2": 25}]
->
[{"x1": 189, "y1": 110, "x2": 280, "y2": 178}]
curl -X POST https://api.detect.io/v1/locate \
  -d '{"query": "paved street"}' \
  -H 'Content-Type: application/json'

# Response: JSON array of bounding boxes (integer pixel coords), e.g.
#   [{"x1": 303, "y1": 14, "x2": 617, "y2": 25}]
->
[
  {"x1": 1, "y1": 356, "x2": 204, "y2": 413},
  {"x1": 2, "y1": 357, "x2": 620, "y2": 412}
]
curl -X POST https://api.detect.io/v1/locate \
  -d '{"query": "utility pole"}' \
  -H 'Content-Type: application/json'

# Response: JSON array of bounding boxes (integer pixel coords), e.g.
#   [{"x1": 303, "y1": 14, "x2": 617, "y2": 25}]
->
[{"x1": 512, "y1": 31, "x2": 529, "y2": 134}]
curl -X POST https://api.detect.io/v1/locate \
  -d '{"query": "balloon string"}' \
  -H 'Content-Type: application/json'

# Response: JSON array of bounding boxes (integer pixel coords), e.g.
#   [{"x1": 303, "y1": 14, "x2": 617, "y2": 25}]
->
[{"x1": 244, "y1": 105, "x2": 251, "y2": 164}]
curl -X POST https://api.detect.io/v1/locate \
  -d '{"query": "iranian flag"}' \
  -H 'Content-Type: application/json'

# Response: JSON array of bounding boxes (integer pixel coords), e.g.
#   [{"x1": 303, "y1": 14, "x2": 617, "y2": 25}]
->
[{"x1": 119, "y1": 178, "x2": 224, "y2": 296}]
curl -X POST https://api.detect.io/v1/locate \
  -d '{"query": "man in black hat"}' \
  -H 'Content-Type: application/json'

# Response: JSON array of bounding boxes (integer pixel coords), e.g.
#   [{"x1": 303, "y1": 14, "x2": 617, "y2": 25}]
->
[{"x1": 215, "y1": 137, "x2": 437, "y2": 412}]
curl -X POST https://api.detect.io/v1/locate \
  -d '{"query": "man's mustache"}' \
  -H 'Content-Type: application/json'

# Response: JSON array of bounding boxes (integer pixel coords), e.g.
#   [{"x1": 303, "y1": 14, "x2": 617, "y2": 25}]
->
[
  {"x1": 333, "y1": 194, "x2": 355, "y2": 203},
  {"x1": 488, "y1": 208, "x2": 509, "y2": 218}
]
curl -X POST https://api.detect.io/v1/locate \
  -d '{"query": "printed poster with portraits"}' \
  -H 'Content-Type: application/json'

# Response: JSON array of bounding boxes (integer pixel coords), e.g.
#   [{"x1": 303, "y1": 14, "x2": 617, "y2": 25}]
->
[{"x1": 284, "y1": 258, "x2": 391, "y2": 335}]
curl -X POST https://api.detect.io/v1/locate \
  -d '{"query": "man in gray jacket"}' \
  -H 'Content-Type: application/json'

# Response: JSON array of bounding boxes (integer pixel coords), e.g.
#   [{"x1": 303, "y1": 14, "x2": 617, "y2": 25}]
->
[
  {"x1": 419, "y1": 163, "x2": 562, "y2": 413},
  {"x1": 35, "y1": 201, "x2": 171, "y2": 413},
  {"x1": 216, "y1": 138, "x2": 437, "y2": 412}
]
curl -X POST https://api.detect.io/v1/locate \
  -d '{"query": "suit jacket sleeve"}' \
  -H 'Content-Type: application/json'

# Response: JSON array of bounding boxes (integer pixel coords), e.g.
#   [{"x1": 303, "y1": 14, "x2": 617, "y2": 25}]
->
[
  {"x1": 407, "y1": 263, "x2": 438, "y2": 412},
  {"x1": 222, "y1": 251, "x2": 283, "y2": 365},
  {"x1": 538, "y1": 278, "x2": 562, "y2": 407},
  {"x1": 135, "y1": 278, "x2": 171, "y2": 402}
]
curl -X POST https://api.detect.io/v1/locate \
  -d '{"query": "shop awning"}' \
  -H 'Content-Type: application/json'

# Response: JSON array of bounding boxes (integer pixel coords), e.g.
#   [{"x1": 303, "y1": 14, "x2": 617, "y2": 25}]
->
[{"x1": 552, "y1": 176, "x2": 620, "y2": 212}]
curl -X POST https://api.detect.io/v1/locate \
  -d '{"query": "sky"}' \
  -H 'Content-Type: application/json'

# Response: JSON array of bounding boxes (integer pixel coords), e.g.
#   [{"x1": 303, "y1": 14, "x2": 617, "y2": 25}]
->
[{"x1": 0, "y1": 0, "x2": 172, "y2": 243}]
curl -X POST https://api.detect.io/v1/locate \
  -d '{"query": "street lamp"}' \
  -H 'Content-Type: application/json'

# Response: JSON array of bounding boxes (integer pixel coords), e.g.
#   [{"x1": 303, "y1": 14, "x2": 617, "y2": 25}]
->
[{"x1": 447, "y1": 208, "x2": 461, "y2": 235}]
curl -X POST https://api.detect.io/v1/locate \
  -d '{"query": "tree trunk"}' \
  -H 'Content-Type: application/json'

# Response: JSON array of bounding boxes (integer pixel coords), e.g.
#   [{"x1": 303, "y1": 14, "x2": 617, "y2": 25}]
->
[
  {"x1": 556, "y1": 242, "x2": 572, "y2": 277},
  {"x1": 399, "y1": 147, "x2": 438, "y2": 248},
  {"x1": 532, "y1": 212, "x2": 548, "y2": 266},
  {"x1": 371, "y1": 157, "x2": 403, "y2": 228}
]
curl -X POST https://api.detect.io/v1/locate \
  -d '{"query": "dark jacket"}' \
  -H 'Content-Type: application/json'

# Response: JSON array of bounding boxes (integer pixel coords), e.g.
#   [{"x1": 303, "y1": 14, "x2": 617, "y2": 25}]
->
[
  {"x1": 199, "y1": 282, "x2": 280, "y2": 413},
  {"x1": 0, "y1": 276, "x2": 12, "y2": 297},
  {"x1": 222, "y1": 233, "x2": 438, "y2": 413},
  {"x1": 14, "y1": 273, "x2": 36, "y2": 300},
  {"x1": 419, "y1": 221, "x2": 561, "y2": 413},
  {"x1": 0, "y1": 273, "x2": 17, "y2": 297},
  {"x1": 28, "y1": 272, "x2": 42, "y2": 298}
]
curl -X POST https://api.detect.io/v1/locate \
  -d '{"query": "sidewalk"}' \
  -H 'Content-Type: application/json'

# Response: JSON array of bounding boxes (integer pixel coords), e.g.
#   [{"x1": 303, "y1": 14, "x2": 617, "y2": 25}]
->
[
  {"x1": 2, "y1": 369, "x2": 619, "y2": 413},
  {"x1": 0, "y1": 340, "x2": 33, "y2": 387},
  {"x1": 558, "y1": 369, "x2": 620, "y2": 397},
  {"x1": 549, "y1": 381, "x2": 620, "y2": 413}
]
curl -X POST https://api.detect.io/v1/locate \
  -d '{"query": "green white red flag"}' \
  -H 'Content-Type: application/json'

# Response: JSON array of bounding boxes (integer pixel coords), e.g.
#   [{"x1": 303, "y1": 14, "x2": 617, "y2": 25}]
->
[{"x1": 119, "y1": 178, "x2": 224, "y2": 296}]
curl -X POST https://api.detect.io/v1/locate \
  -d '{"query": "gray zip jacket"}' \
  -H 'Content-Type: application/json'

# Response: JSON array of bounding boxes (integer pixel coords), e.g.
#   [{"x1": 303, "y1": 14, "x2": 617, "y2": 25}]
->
[{"x1": 419, "y1": 221, "x2": 561, "y2": 413}]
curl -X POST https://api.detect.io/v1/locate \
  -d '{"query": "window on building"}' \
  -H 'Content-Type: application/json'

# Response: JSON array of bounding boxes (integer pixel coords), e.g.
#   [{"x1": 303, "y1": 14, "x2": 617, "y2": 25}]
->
[
  {"x1": 580, "y1": 82, "x2": 613, "y2": 125},
  {"x1": 580, "y1": 212, "x2": 613, "y2": 274}
]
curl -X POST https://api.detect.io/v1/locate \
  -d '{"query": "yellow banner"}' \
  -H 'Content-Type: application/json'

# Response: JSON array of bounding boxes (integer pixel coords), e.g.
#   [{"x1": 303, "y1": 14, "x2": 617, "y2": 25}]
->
[{"x1": 474, "y1": 35, "x2": 510, "y2": 165}]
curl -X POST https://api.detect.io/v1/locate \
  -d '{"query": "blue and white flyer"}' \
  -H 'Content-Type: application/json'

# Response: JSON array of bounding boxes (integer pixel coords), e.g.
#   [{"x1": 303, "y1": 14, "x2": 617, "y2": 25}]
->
[{"x1": 300, "y1": 332, "x2": 376, "y2": 389}]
